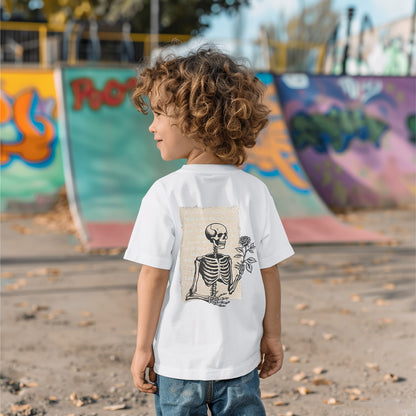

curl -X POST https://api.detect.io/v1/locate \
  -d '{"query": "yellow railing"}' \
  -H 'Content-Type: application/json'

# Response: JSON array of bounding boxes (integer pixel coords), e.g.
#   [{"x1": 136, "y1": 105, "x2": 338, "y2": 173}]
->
[{"x1": 0, "y1": 21, "x2": 191, "y2": 66}]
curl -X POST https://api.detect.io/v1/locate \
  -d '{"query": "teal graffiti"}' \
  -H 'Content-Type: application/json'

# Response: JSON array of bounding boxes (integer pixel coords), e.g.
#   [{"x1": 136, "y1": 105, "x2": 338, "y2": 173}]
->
[{"x1": 290, "y1": 107, "x2": 388, "y2": 153}]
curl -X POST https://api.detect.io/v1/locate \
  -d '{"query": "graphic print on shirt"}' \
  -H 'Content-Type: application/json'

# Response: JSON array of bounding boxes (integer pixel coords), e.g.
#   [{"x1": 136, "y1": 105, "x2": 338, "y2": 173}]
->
[{"x1": 180, "y1": 207, "x2": 256, "y2": 307}]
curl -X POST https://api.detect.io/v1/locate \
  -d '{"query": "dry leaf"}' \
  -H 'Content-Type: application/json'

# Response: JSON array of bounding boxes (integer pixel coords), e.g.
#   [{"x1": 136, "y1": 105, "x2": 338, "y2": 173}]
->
[
  {"x1": 273, "y1": 400, "x2": 288, "y2": 406},
  {"x1": 312, "y1": 378, "x2": 332, "y2": 386},
  {"x1": 78, "y1": 320, "x2": 95, "y2": 327},
  {"x1": 313, "y1": 278, "x2": 325, "y2": 284},
  {"x1": 261, "y1": 391, "x2": 278, "y2": 399},
  {"x1": 383, "y1": 283, "x2": 396, "y2": 290},
  {"x1": 366, "y1": 362, "x2": 379, "y2": 371},
  {"x1": 293, "y1": 371, "x2": 307, "y2": 382},
  {"x1": 49, "y1": 396, "x2": 59, "y2": 402},
  {"x1": 103, "y1": 404, "x2": 127, "y2": 410},
  {"x1": 344, "y1": 387, "x2": 362, "y2": 395},
  {"x1": 32, "y1": 305, "x2": 49, "y2": 312},
  {"x1": 14, "y1": 301, "x2": 29, "y2": 308},
  {"x1": 295, "y1": 303, "x2": 308, "y2": 311},
  {"x1": 384, "y1": 373, "x2": 399, "y2": 382},
  {"x1": 300, "y1": 319, "x2": 316, "y2": 327},
  {"x1": 11, "y1": 404, "x2": 32, "y2": 412},
  {"x1": 296, "y1": 386, "x2": 312, "y2": 395},
  {"x1": 289, "y1": 356, "x2": 300, "y2": 363},
  {"x1": 20, "y1": 381, "x2": 39, "y2": 388},
  {"x1": 376, "y1": 299, "x2": 390, "y2": 306},
  {"x1": 81, "y1": 311, "x2": 92, "y2": 317},
  {"x1": 313, "y1": 367, "x2": 325, "y2": 375},
  {"x1": 379, "y1": 318, "x2": 394, "y2": 325},
  {"x1": 1, "y1": 271, "x2": 15, "y2": 278},
  {"x1": 324, "y1": 397, "x2": 341, "y2": 405},
  {"x1": 322, "y1": 333, "x2": 335, "y2": 341},
  {"x1": 92, "y1": 393, "x2": 100, "y2": 400},
  {"x1": 350, "y1": 293, "x2": 361, "y2": 302}
]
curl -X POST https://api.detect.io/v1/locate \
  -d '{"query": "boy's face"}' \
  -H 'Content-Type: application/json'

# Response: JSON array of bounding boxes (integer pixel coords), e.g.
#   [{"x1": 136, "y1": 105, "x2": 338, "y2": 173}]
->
[{"x1": 148, "y1": 92, "x2": 197, "y2": 162}]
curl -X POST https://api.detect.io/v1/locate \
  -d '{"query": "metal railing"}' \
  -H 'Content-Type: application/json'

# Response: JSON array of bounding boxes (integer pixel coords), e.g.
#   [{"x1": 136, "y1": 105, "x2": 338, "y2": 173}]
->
[{"x1": 0, "y1": 21, "x2": 191, "y2": 66}]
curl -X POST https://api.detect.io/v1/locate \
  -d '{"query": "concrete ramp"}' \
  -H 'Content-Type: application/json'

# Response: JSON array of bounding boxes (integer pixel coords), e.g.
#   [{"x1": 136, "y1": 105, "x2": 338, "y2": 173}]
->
[
  {"x1": 56, "y1": 68, "x2": 386, "y2": 248},
  {"x1": 244, "y1": 74, "x2": 386, "y2": 243},
  {"x1": 275, "y1": 74, "x2": 416, "y2": 209}
]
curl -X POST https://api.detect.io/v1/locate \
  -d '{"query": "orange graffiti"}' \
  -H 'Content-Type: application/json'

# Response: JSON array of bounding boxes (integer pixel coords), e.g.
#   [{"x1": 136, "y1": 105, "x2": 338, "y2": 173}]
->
[
  {"x1": 0, "y1": 91, "x2": 12, "y2": 123},
  {"x1": 1, "y1": 90, "x2": 56, "y2": 166},
  {"x1": 246, "y1": 85, "x2": 310, "y2": 192}
]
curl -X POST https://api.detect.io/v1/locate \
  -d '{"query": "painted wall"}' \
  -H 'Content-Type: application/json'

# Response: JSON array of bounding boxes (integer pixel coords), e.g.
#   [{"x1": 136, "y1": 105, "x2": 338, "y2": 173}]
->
[
  {"x1": 1, "y1": 69, "x2": 64, "y2": 212},
  {"x1": 243, "y1": 73, "x2": 330, "y2": 218},
  {"x1": 275, "y1": 74, "x2": 416, "y2": 209},
  {"x1": 57, "y1": 67, "x2": 182, "y2": 246}
]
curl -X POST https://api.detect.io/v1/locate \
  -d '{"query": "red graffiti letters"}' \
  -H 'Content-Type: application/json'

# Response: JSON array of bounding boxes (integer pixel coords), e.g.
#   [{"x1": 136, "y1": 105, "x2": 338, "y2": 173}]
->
[{"x1": 71, "y1": 77, "x2": 136, "y2": 111}]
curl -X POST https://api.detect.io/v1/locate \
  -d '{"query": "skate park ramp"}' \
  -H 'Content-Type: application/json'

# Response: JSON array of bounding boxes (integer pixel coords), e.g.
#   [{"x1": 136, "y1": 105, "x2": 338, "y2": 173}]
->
[
  {"x1": 57, "y1": 68, "x2": 386, "y2": 248},
  {"x1": 56, "y1": 66, "x2": 182, "y2": 248},
  {"x1": 275, "y1": 74, "x2": 416, "y2": 209},
  {"x1": 244, "y1": 73, "x2": 386, "y2": 243}
]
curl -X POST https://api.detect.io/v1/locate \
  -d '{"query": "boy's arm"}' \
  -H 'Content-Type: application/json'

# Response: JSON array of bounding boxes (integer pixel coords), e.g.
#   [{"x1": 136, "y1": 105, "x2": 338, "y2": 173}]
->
[
  {"x1": 258, "y1": 264, "x2": 284, "y2": 379},
  {"x1": 131, "y1": 265, "x2": 170, "y2": 394}
]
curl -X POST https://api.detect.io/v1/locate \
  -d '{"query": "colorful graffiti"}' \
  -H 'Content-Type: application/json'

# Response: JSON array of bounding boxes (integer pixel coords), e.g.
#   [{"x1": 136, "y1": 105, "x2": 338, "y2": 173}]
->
[
  {"x1": 276, "y1": 74, "x2": 416, "y2": 209},
  {"x1": 71, "y1": 77, "x2": 136, "y2": 111},
  {"x1": 58, "y1": 67, "x2": 182, "y2": 247},
  {"x1": 0, "y1": 69, "x2": 64, "y2": 212},
  {"x1": 244, "y1": 74, "x2": 310, "y2": 193}
]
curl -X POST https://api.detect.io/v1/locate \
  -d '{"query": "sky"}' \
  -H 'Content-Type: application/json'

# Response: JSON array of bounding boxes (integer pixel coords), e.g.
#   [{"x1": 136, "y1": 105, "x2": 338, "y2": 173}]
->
[{"x1": 203, "y1": 0, "x2": 415, "y2": 41}]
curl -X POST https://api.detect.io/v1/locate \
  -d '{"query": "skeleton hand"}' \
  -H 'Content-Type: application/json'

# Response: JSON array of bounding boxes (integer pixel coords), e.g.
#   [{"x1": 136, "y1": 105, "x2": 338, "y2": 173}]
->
[{"x1": 208, "y1": 293, "x2": 230, "y2": 307}]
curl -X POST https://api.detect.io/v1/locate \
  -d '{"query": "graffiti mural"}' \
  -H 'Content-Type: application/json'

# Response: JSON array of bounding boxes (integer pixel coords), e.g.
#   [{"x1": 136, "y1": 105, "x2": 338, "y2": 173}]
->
[
  {"x1": 0, "y1": 69, "x2": 64, "y2": 212},
  {"x1": 58, "y1": 67, "x2": 182, "y2": 248},
  {"x1": 276, "y1": 74, "x2": 416, "y2": 209},
  {"x1": 245, "y1": 74, "x2": 310, "y2": 194}
]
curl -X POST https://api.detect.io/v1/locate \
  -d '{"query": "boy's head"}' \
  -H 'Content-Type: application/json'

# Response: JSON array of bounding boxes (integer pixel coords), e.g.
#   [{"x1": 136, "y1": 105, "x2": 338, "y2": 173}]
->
[{"x1": 132, "y1": 47, "x2": 270, "y2": 166}]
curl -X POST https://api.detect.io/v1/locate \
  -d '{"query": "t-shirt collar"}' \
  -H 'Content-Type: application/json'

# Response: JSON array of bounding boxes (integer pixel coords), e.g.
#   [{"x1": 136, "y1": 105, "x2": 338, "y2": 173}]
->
[{"x1": 181, "y1": 164, "x2": 238, "y2": 173}]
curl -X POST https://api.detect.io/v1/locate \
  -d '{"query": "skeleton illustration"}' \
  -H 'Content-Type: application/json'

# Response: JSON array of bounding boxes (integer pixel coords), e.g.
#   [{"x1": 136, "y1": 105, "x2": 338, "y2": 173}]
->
[{"x1": 185, "y1": 224, "x2": 256, "y2": 307}]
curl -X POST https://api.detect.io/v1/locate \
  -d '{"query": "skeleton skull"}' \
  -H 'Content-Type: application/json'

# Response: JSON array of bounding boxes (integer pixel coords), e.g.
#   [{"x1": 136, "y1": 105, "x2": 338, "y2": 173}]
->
[{"x1": 205, "y1": 223, "x2": 228, "y2": 249}]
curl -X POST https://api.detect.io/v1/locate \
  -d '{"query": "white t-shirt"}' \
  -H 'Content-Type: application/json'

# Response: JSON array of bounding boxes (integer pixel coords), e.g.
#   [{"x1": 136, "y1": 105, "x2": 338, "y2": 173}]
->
[{"x1": 124, "y1": 164, "x2": 294, "y2": 380}]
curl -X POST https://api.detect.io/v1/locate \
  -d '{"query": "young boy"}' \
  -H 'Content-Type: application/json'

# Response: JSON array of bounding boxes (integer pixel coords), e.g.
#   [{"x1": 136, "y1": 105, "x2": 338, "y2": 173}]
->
[{"x1": 124, "y1": 47, "x2": 294, "y2": 415}]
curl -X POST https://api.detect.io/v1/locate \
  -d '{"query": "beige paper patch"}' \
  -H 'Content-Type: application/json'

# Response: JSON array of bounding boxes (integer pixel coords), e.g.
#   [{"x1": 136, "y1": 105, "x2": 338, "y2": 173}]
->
[{"x1": 180, "y1": 206, "x2": 241, "y2": 306}]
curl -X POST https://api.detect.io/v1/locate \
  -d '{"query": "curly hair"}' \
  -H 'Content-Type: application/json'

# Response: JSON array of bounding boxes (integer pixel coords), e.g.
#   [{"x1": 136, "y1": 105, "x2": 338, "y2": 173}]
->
[{"x1": 132, "y1": 47, "x2": 270, "y2": 166}]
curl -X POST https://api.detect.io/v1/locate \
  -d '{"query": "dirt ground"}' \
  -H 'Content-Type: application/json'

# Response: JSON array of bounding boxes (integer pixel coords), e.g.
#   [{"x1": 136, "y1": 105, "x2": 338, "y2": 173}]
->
[{"x1": 1, "y1": 207, "x2": 415, "y2": 416}]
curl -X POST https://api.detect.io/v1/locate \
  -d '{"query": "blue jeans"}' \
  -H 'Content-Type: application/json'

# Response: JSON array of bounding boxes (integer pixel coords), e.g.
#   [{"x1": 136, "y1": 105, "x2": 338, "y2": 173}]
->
[{"x1": 154, "y1": 368, "x2": 265, "y2": 416}]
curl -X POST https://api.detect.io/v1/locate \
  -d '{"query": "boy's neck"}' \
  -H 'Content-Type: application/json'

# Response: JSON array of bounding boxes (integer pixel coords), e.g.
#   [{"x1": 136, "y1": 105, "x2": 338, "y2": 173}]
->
[{"x1": 186, "y1": 148, "x2": 228, "y2": 165}]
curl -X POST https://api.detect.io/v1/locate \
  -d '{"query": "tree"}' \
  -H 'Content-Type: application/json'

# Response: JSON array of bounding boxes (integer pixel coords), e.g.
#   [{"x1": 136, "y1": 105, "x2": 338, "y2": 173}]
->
[
  {"x1": 262, "y1": 0, "x2": 339, "y2": 72},
  {"x1": 4, "y1": 0, "x2": 249, "y2": 35}
]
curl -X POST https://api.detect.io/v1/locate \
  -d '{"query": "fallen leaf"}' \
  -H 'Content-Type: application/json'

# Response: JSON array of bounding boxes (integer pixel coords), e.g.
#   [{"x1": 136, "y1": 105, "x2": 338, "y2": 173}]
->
[
  {"x1": 322, "y1": 333, "x2": 335, "y2": 341},
  {"x1": 383, "y1": 283, "x2": 396, "y2": 290},
  {"x1": 1, "y1": 271, "x2": 15, "y2": 278},
  {"x1": 295, "y1": 303, "x2": 308, "y2": 311},
  {"x1": 273, "y1": 400, "x2": 288, "y2": 406},
  {"x1": 81, "y1": 311, "x2": 92, "y2": 317},
  {"x1": 103, "y1": 404, "x2": 127, "y2": 410},
  {"x1": 313, "y1": 367, "x2": 325, "y2": 375},
  {"x1": 323, "y1": 397, "x2": 341, "y2": 405},
  {"x1": 313, "y1": 278, "x2": 325, "y2": 284},
  {"x1": 20, "y1": 381, "x2": 39, "y2": 388},
  {"x1": 78, "y1": 320, "x2": 95, "y2": 327},
  {"x1": 32, "y1": 305, "x2": 49, "y2": 312},
  {"x1": 293, "y1": 371, "x2": 307, "y2": 382},
  {"x1": 289, "y1": 356, "x2": 300, "y2": 363},
  {"x1": 384, "y1": 373, "x2": 399, "y2": 382},
  {"x1": 366, "y1": 362, "x2": 379, "y2": 371},
  {"x1": 376, "y1": 299, "x2": 390, "y2": 306},
  {"x1": 300, "y1": 319, "x2": 316, "y2": 327},
  {"x1": 92, "y1": 393, "x2": 100, "y2": 400},
  {"x1": 14, "y1": 302, "x2": 29, "y2": 308},
  {"x1": 49, "y1": 396, "x2": 59, "y2": 402},
  {"x1": 350, "y1": 293, "x2": 361, "y2": 302},
  {"x1": 296, "y1": 386, "x2": 312, "y2": 395},
  {"x1": 261, "y1": 391, "x2": 278, "y2": 399},
  {"x1": 344, "y1": 387, "x2": 362, "y2": 395},
  {"x1": 312, "y1": 378, "x2": 332, "y2": 386},
  {"x1": 11, "y1": 404, "x2": 32, "y2": 412},
  {"x1": 379, "y1": 318, "x2": 394, "y2": 325}
]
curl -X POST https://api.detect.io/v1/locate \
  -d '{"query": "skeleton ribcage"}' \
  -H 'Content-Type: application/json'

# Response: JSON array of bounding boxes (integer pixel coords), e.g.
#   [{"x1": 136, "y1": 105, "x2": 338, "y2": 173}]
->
[{"x1": 198, "y1": 255, "x2": 232, "y2": 286}]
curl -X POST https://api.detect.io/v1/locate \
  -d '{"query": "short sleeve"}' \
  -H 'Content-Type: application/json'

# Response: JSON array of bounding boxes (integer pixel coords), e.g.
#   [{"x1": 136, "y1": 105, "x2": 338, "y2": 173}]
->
[
  {"x1": 124, "y1": 183, "x2": 174, "y2": 269},
  {"x1": 257, "y1": 190, "x2": 294, "y2": 269}
]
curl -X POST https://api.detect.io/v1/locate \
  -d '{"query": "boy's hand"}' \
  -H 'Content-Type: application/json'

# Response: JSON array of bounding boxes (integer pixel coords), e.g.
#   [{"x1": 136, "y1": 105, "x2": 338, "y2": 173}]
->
[
  {"x1": 258, "y1": 335, "x2": 284, "y2": 379},
  {"x1": 131, "y1": 348, "x2": 157, "y2": 394}
]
